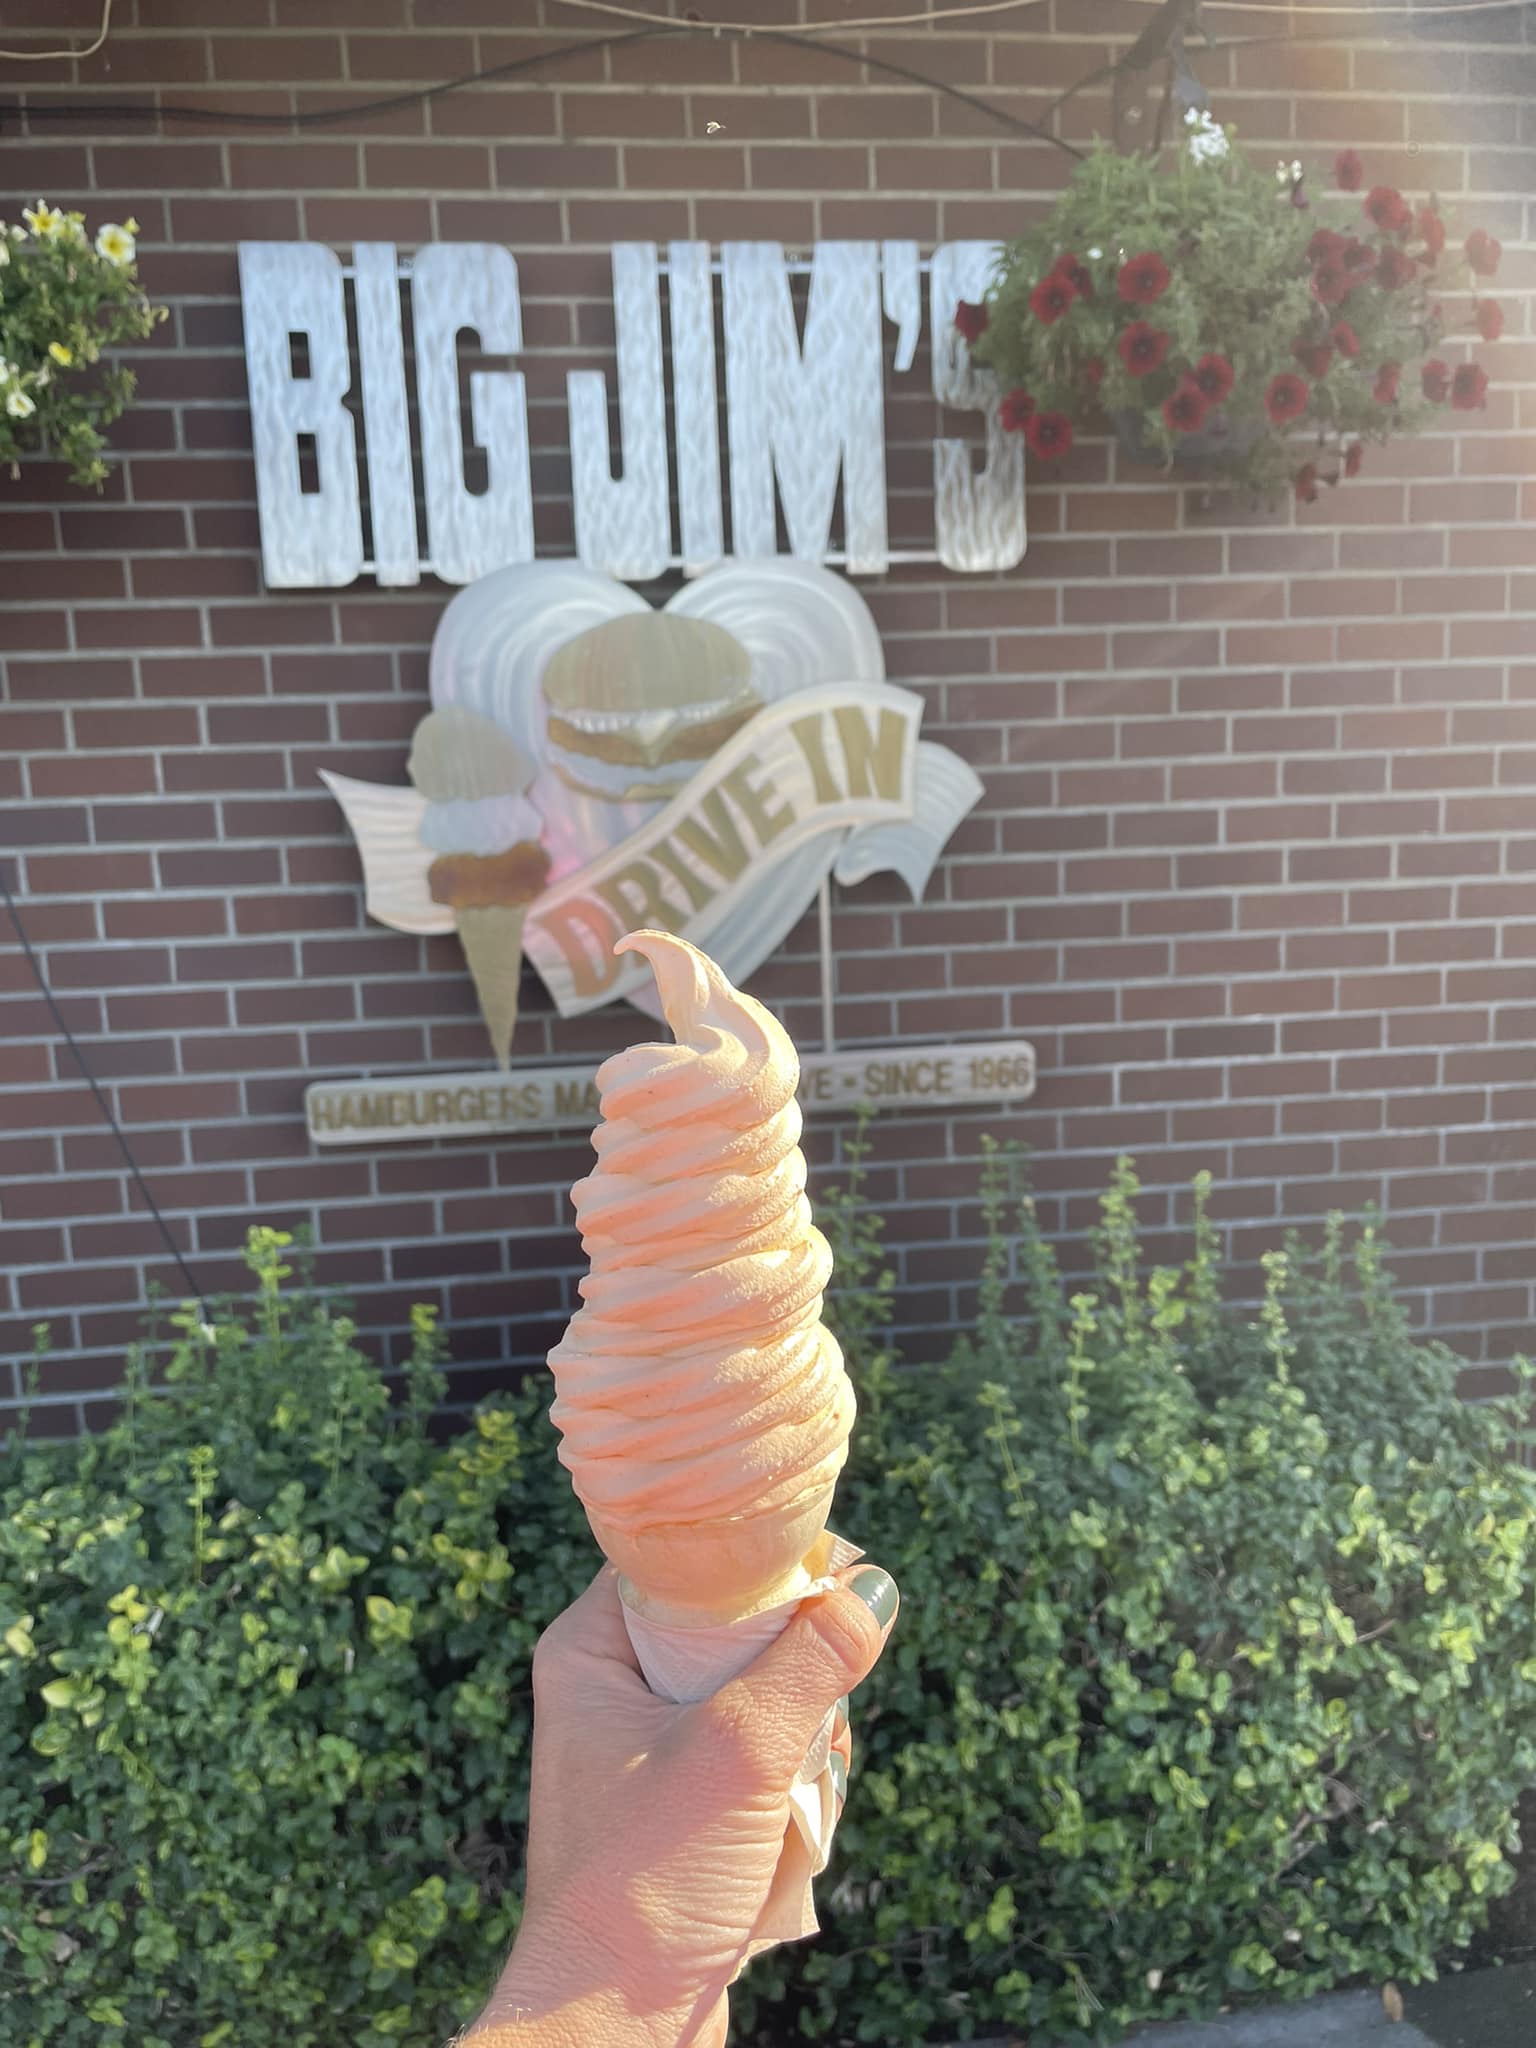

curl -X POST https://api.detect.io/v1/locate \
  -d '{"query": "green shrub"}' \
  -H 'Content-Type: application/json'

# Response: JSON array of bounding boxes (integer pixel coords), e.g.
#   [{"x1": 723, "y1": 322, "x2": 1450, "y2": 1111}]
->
[
  {"x1": 0, "y1": 1229, "x2": 592, "y2": 2048},
  {"x1": 5, "y1": 1171, "x2": 1536, "y2": 2048}
]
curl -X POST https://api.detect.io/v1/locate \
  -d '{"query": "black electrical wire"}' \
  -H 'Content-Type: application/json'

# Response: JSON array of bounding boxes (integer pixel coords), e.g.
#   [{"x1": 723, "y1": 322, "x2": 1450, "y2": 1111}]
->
[
  {"x1": 0, "y1": 22, "x2": 1083, "y2": 158},
  {"x1": 1, "y1": 869, "x2": 209, "y2": 1320},
  {"x1": 1, "y1": 0, "x2": 1525, "y2": 146}
]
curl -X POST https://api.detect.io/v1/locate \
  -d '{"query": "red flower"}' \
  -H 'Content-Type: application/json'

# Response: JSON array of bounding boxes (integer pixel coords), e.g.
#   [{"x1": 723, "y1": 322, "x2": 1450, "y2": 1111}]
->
[
  {"x1": 1343, "y1": 441, "x2": 1364, "y2": 478},
  {"x1": 954, "y1": 299, "x2": 989, "y2": 344},
  {"x1": 998, "y1": 387, "x2": 1036, "y2": 433},
  {"x1": 1474, "y1": 298, "x2": 1504, "y2": 343},
  {"x1": 1342, "y1": 237, "x2": 1376, "y2": 274},
  {"x1": 1054, "y1": 250, "x2": 1095, "y2": 299},
  {"x1": 1024, "y1": 409, "x2": 1074, "y2": 459},
  {"x1": 1029, "y1": 272, "x2": 1077, "y2": 324},
  {"x1": 1330, "y1": 321, "x2": 1361, "y2": 359},
  {"x1": 1308, "y1": 227, "x2": 1348, "y2": 267},
  {"x1": 1417, "y1": 206, "x2": 1446, "y2": 262},
  {"x1": 1293, "y1": 337, "x2": 1333, "y2": 380},
  {"x1": 1373, "y1": 361, "x2": 1401, "y2": 404},
  {"x1": 1451, "y1": 361, "x2": 1489, "y2": 412},
  {"x1": 1311, "y1": 263, "x2": 1351, "y2": 307},
  {"x1": 1162, "y1": 384, "x2": 1210, "y2": 435},
  {"x1": 1334, "y1": 149, "x2": 1365, "y2": 192},
  {"x1": 1465, "y1": 228, "x2": 1501, "y2": 278},
  {"x1": 1376, "y1": 245, "x2": 1416, "y2": 291},
  {"x1": 1190, "y1": 352, "x2": 1235, "y2": 403},
  {"x1": 1117, "y1": 251, "x2": 1172, "y2": 306},
  {"x1": 1294, "y1": 462, "x2": 1320, "y2": 503},
  {"x1": 1265, "y1": 372, "x2": 1311, "y2": 424},
  {"x1": 1364, "y1": 185, "x2": 1411, "y2": 235},
  {"x1": 1118, "y1": 321, "x2": 1171, "y2": 377},
  {"x1": 1421, "y1": 358, "x2": 1451, "y2": 402},
  {"x1": 1083, "y1": 358, "x2": 1106, "y2": 387}
]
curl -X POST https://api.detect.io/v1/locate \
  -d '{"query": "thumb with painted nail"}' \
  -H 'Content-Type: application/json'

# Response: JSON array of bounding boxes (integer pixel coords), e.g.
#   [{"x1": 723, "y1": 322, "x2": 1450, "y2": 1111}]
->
[{"x1": 702, "y1": 1563, "x2": 899, "y2": 1792}]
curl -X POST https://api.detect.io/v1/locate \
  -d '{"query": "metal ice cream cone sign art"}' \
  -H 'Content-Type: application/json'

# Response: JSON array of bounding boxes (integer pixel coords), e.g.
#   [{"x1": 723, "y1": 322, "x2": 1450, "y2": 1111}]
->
[
  {"x1": 314, "y1": 558, "x2": 1037, "y2": 1142},
  {"x1": 405, "y1": 707, "x2": 549, "y2": 1069}
]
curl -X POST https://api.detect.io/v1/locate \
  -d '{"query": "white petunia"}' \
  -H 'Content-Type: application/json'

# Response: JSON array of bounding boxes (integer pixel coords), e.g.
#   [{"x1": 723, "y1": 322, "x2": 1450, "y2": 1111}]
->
[
  {"x1": 6, "y1": 389, "x2": 37, "y2": 419},
  {"x1": 95, "y1": 221, "x2": 136, "y2": 266},
  {"x1": 22, "y1": 201, "x2": 64, "y2": 238},
  {"x1": 1186, "y1": 111, "x2": 1229, "y2": 164},
  {"x1": 1087, "y1": 246, "x2": 1103, "y2": 259}
]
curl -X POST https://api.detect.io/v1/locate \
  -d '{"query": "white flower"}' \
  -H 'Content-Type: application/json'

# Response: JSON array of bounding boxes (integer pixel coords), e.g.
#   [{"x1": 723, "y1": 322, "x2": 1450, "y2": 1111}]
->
[
  {"x1": 6, "y1": 389, "x2": 37, "y2": 419},
  {"x1": 1276, "y1": 164, "x2": 1291, "y2": 185},
  {"x1": 22, "y1": 201, "x2": 64, "y2": 238},
  {"x1": 1087, "y1": 246, "x2": 1103, "y2": 260},
  {"x1": 95, "y1": 221, "x2": 136, "y2": 266},
  {"x1": 0, "y1": 240, "x2": 8, "y2": 268},
  {"x1": 1186, "y1": 111, "x2": 1229, "y2": 165}
]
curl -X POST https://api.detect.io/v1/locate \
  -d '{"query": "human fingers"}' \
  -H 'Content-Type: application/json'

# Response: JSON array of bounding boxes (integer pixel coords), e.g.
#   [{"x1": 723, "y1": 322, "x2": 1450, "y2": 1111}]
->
[
  {"x1": 531, "y1": 1564, "x2": 648, "y2": 1700},
  {"x1": 702, "y1": 1564, "x2": 898, "y2": 1788}
]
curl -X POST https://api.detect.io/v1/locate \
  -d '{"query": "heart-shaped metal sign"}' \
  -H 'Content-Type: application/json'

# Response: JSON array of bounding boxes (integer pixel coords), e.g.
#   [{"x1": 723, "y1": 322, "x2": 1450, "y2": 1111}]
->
[{"x1": 323, "y1": 558, "x2": 980, "y2": 1057}]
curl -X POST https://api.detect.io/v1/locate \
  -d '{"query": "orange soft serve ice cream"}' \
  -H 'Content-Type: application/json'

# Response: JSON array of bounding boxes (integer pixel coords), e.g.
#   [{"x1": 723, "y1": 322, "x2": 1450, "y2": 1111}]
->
[{"x1": 548, "y1": 929, "x2": 854, "y2": 1628}]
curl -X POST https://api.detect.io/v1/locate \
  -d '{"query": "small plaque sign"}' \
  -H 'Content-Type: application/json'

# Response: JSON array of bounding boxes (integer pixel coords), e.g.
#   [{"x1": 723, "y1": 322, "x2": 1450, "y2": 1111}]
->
[{"x1": 305, "y1": 1038, "x2": 1035, "y2": 1148}]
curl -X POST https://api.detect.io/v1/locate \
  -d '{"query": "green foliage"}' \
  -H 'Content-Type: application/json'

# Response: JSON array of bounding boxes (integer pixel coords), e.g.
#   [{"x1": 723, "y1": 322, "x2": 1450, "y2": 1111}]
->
[
  {"x1": 0, "y1": 202, "x2": 167, "y2": 489},
  {"x1": 0, "y1": 1229, "x2": 593, "y2": 2048},
  {"x1": 6, "y1": 1174, "x2": 1536, "y2": 2047},
  {"x1": 965, "y1": 130, "x2": 1488, "y2": 500}
]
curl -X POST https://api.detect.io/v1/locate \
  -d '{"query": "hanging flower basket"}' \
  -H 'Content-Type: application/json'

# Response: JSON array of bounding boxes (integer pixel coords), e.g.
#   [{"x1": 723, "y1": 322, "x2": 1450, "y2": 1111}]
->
[
  {"x1": 0, "y1": 202, "x2": 167, "y2": 490},
  {"x1": 954, "y1": 118, "x2": 1505, "y2": 502}
]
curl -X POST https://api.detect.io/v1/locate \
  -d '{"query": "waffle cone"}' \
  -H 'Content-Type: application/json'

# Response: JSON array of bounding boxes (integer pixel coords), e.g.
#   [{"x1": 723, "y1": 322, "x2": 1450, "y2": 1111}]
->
[{"x1": 454, "y1": 904, "x2": 527, "y2": 1070}]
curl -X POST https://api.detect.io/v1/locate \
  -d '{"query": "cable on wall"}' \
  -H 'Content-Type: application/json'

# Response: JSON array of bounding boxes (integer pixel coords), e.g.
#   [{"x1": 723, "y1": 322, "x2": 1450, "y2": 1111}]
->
[
  {"x1": 551, "y1": 0, "x2": 1536, "y2": 26},
  {"x1": 0, "y1": 0, "x2": 114, "y2": 64},
  {"x1": 1, "y1": 870, "x2": 209, "y2": 1323},
  {"x1": 0, "y1": 23, "x2": 1084, "y2": 157}
]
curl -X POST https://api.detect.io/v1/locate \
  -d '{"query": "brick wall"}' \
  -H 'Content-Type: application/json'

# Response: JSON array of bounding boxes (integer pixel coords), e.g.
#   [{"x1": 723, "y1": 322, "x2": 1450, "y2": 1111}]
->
[{"x1": 3, "y1": 0, "x2": 1535, "y2": 1432}]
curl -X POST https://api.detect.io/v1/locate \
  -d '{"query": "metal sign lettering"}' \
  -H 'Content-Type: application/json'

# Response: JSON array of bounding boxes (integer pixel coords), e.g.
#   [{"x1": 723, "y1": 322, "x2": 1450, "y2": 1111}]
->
[
  {"x1": 237, "y1": 238, "x2": 1026, "y2": 589},
  {"x1": 305, "y1": 1040, "x2": 1036, "y2": 1147}
]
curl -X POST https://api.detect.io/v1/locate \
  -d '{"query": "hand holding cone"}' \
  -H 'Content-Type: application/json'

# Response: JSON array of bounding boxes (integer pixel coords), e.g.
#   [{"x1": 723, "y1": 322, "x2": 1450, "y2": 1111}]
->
[{"x1": 545, "y1": 927, "x2": 858, "y2": 1957}]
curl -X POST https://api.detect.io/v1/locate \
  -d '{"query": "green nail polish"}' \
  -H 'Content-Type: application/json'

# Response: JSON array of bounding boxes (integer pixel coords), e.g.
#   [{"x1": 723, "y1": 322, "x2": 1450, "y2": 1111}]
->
[
  {"x1": 829, "y1": 1750, "x2": 848, "y2": 1801},
  {"x1": 850, "y1": 1567, "x2": 898, "y2": 1629}
]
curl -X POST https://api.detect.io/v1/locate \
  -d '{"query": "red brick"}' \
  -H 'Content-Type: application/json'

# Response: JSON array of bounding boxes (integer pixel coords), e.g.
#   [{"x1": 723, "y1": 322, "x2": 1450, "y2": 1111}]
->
[
  {"x1": 1339, "y1": 970, "x2": 1445, "y2": 1012},
  {"x1": 205, "y1": 32, "x2": 341, "y2": 79},
  {"x1": 104, "y1": 900, "x2": 229, "y2": 942},
  {"x1": 27, "y1": 756, "x2": 158, "y2": 800},
  {"x1": 1175, "y1": 580, "x2": 1286, "y2": 622},
  {"x1": 1111, "y1": 628, "x2": 1222, "y2": 673}
]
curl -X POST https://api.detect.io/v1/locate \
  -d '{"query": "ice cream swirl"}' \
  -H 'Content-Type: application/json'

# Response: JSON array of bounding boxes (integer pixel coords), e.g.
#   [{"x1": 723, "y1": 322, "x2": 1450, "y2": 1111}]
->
[{"x1": 547, "y1": 930, "x2": 854, "y2": 1543}]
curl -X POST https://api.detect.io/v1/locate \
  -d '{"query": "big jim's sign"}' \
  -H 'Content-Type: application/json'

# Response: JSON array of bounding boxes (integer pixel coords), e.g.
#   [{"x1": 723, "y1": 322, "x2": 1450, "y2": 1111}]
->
[
  {"x1": 238, "y1": 237, "x2": 1023, "y2": 587},
  {"x1": 236, "y1": 235, "x2": 1037, "y2": 1141}
]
